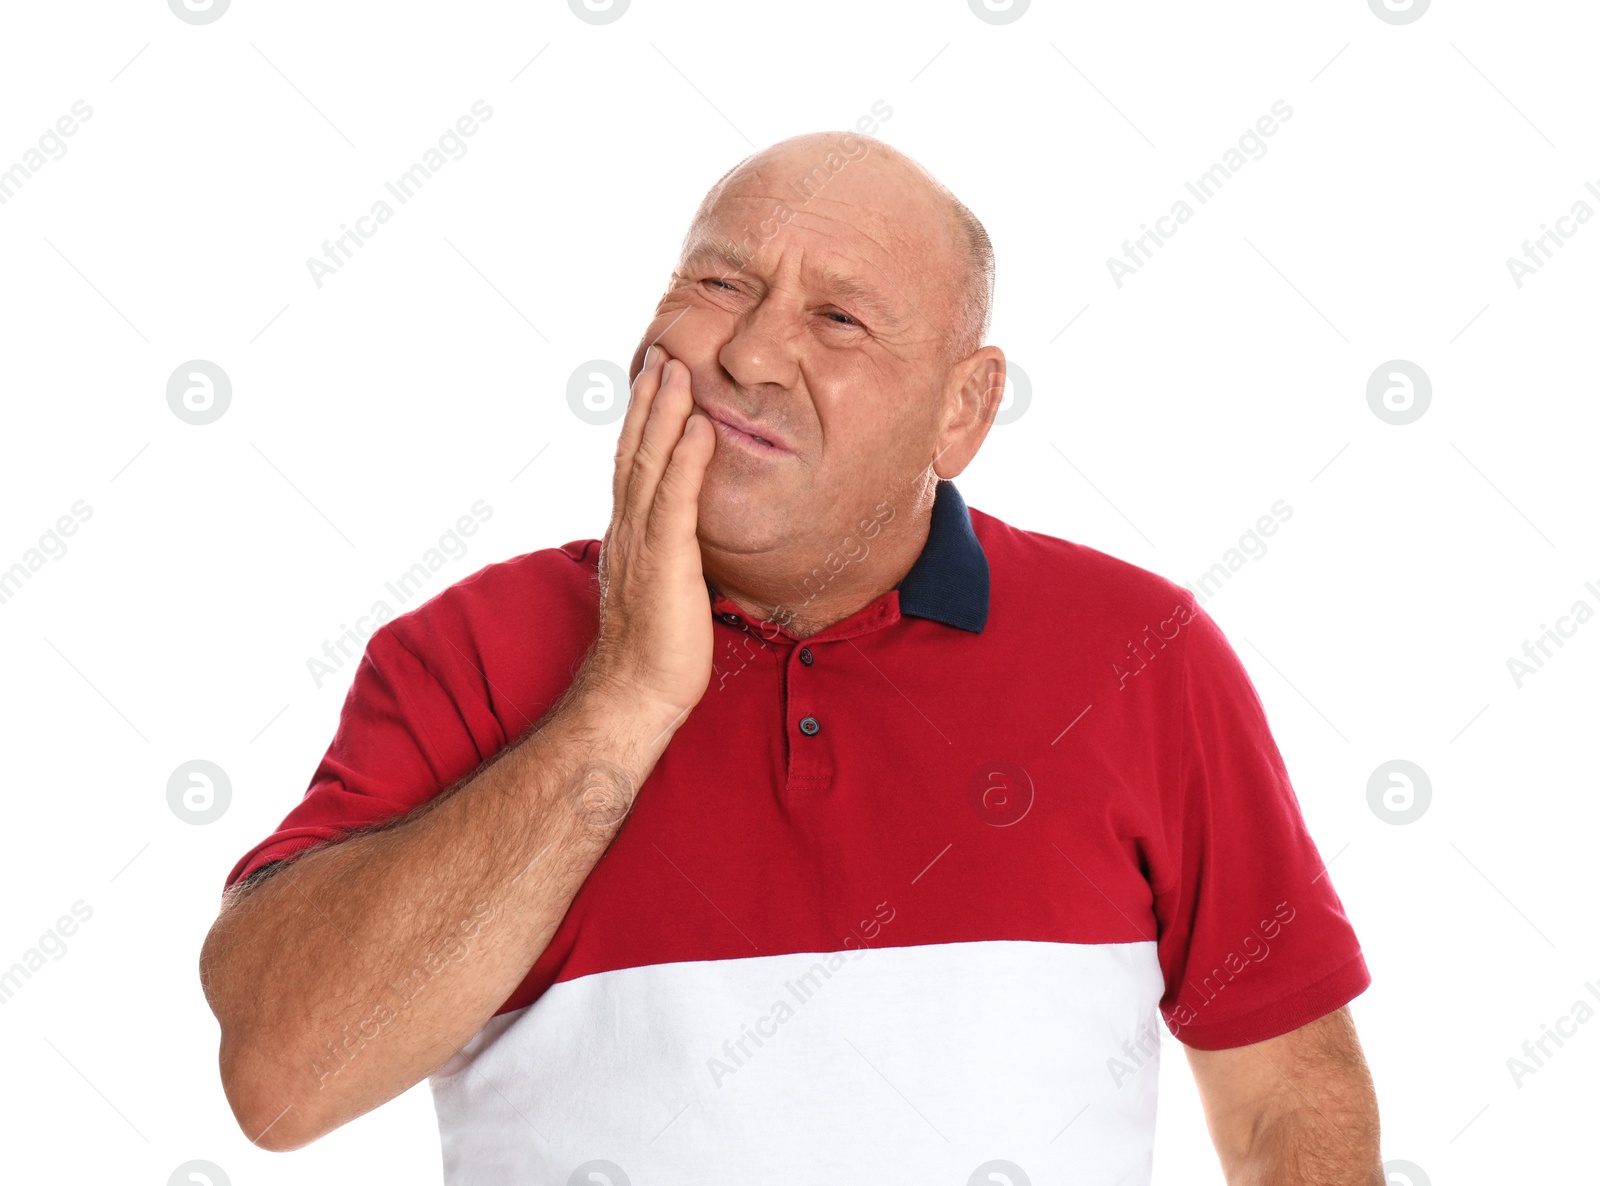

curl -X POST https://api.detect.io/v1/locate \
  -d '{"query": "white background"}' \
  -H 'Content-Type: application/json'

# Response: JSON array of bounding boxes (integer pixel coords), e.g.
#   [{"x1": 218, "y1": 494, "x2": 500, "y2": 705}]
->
[{"x1": 1, "y1": 0, "x2": 1595, "y2": 1182}]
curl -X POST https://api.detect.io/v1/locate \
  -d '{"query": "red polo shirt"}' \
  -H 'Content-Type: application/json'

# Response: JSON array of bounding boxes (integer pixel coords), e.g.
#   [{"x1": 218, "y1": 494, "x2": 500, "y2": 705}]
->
[{"x1": 225, "y1": 480, "x2": 1368, "y2": 1184}]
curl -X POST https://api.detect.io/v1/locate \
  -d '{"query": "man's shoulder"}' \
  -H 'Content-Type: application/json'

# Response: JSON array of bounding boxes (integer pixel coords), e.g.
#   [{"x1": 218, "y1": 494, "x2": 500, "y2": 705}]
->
[
  {"x1": 969, "y1": 505, "x2": 1194, "y2": 619},
  {"x1": 379, "y1": 537, "x2": 602, "y2": 654},
  {"x1": 454, "y1": 536, "x2": 602, "y2": 598}
]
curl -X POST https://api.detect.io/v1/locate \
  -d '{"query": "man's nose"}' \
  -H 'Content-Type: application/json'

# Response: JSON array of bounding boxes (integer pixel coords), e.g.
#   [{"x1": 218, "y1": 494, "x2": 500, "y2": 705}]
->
[{"x1": 718, "y1": 294, "x2": 801, "y2": 391}]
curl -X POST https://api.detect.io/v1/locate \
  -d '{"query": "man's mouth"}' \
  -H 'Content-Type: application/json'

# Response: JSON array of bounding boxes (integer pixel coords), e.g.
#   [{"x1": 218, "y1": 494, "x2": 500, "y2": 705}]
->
[{"x1": 696, "y1": 403, "x2": 791, "y2": 454}]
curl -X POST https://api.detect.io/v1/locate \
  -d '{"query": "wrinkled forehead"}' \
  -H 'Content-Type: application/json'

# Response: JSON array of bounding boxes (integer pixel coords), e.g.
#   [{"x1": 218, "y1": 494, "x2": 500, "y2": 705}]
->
[{"x1": 682, "y1": 139, "x2": 959, "y2": 307}]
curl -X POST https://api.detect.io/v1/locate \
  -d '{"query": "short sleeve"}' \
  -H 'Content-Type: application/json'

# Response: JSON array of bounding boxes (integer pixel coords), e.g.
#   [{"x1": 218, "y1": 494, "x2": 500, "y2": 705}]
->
[
  {"x1": 1153, "y1": 600, "x2": 1369, "y2": 1049},
  {"x1": 222, "y1": 622, "x2": 490, "y2": 893}
]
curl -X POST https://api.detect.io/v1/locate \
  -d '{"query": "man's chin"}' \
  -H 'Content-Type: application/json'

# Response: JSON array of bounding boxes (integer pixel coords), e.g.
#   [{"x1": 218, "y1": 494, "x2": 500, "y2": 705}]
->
[{"x1": 695, "y1": 479, "x2": 793, "y2": 556}]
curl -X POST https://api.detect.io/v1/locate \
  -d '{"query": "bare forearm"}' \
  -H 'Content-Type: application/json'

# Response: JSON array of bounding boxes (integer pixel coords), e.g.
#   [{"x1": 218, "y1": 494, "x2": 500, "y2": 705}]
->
[
  {"x1": 200, "y1": 676, "x2": 675, "y2": 1150},
  {"x1": 1225, "y1": 1106, "x2": 1384, "y2": 1186},
  {"x1": 1188, "y1": 1008, "x2": 1384, "y2": 1186}
]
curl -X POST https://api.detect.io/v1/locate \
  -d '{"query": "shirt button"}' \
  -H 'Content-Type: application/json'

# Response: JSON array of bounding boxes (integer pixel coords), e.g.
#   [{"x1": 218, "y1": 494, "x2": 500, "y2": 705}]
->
[
  {"x1": 798, "y1": 715, "x2": 820, "y2": 736},
  {"x1": 799, "y1": 647, "x2": 813, "y2": 666},
  {"x1": 719, "y1": 612, "x2": 740, "y2": 625}
]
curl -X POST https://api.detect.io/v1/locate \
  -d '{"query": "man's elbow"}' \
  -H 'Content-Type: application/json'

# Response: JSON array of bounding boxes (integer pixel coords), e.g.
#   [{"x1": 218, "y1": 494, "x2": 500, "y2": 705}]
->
[
  {"x1": 204, "y1": 960, "x2": 367, "y2": 1152},
  {"x1": 202, "y1": 891, "x2": 329, "y2": 1150},
  {"x1": 219, "y1": 1040, "x2": 330, "y2": 1152}
]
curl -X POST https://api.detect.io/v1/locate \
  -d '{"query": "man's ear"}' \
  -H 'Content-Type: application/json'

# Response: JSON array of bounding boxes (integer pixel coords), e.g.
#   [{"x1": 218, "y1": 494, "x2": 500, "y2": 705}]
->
[{"x1": 932, "y1": 345, "x2": 1007, "y2": 480}]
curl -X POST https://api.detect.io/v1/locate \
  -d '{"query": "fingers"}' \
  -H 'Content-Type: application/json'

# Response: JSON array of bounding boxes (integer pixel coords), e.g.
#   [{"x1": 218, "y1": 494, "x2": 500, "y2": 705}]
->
[
  {"x1": 611, "y1": 344, "x2": 670, "y2": 514},
  {"x1": 622, "y1": 357, "x2": 699, "y2": 529},
  {"x1": 647, "y1": 408, "x2": 715, "y2": 550}
]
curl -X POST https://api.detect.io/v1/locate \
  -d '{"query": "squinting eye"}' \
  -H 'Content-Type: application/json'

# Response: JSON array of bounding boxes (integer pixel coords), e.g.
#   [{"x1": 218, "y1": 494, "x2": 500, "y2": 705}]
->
[
  {"x1": 823, "y1": 311, "x2": 858, "y2": 326},
  {"x1": 701, "y1": 278, "x2": 736, "y2": 291}
]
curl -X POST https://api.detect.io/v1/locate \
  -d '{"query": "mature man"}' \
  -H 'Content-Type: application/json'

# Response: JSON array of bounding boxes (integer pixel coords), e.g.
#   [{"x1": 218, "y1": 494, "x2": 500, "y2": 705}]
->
[{"x1": 201, "y1": 131, "x2": 1382, "y2": 1183}]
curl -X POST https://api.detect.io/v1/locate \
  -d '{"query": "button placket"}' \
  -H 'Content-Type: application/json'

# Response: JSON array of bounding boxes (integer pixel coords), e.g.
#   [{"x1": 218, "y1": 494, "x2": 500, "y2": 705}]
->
[
  {"x1": 772, "y1": 601, "x2": 899, "y2": 795},
  {"x1": 784, "y1": 637, "x2": 832, "y2": 791}
]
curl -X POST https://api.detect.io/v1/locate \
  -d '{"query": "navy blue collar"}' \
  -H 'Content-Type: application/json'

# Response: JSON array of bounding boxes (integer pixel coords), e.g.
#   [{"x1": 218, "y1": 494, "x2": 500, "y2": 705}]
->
[{"x1": 894, "y1": 480, "x2": 989, "y2": 633}]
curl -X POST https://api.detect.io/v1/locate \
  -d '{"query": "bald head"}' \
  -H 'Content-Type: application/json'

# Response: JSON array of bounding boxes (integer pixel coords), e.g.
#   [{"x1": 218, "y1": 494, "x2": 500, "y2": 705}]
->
[{"x1": 683, "y1": 132, "x2": 994, "y2": 362}]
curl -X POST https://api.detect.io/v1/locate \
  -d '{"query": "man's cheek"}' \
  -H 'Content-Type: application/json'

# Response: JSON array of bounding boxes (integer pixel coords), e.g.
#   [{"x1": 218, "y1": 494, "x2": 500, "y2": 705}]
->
[
  {"x1": 629, "y1": 307, "x2": 702, "y2": 382},
  {"x1": 649, "y1": 309, "x2": 733, "y2": 363}
]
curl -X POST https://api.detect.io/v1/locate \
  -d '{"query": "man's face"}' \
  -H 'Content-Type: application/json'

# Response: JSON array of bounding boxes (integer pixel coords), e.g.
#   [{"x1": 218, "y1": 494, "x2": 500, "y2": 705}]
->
[{"x1": 629, "y1": 136, "x2": 963, "y2": 561}]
